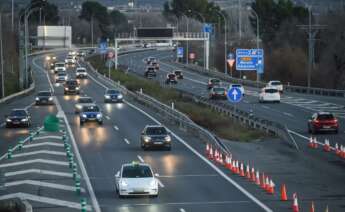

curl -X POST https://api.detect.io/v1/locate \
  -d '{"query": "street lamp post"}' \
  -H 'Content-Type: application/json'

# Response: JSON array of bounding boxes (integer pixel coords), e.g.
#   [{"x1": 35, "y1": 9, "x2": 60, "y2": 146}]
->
[
  {"x1": 247, "y1": 6, "x2": 260, "y2": 82},
  {"x1": 213, "y1": 10, "x2": 228, "y2": 75},
  {"x1": 180, "y1": 14, "x2": 189, "y2": 65}
]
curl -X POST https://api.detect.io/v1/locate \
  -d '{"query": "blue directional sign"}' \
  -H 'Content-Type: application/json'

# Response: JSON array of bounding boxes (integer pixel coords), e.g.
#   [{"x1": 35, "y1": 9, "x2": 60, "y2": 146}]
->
[
  {"x1": 177, "y1": 47, "x2": 184, "y2": 58},
  {"x1": 227, "y1": 87, "x2": 243, "y2": 103},
  {"x1": 203, "y1": 24, "x2": 213, "y2": 34},
  {"x1": 99, "y1": 42, "x2": 108, "y2": 54},
  {"x1": 236, "y1": 49, "x2": 264, "y2": 72}
]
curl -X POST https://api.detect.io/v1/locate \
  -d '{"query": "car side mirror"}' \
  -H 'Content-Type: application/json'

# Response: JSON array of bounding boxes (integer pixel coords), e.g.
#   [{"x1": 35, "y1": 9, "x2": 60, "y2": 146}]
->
[
  {"x1": 154, "y1": 173, "x2": 159, "y2": 177},
  {"x1": 5, "y1": 115, "x2": 8, "y2": 118},
  {"x1": 115, "y1": 171, "x2": 120, "y2": 178}
]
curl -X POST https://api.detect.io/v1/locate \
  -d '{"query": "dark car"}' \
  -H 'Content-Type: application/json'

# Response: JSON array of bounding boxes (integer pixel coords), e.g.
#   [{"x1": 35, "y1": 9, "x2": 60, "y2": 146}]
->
[
  {"x1": 5, "y1": 109, "x2": 31, "y2": 128},
  {"x1": 165, "y1": 73, "x2": 178, "y2": 84},
  {"x1": 79, "y1": 104, "x2": 103, "y2": 125},
  {"x1": 308, "y1": 112, "x2": 339, "y2": 134},
  {"x1": 209, "y1": 87, "x2": 227, "y2": 100},
  {"x1": 87, "y1": 49, "x2": 95, "y2": 55},
  {"x1": 151, "y1": 62, "x2": 159, "y2": 70},
  {"x1": 140, "y1": 125, "x2": 172, "y2": 150},
  {"x1": 64, "y1": 80, "x2": 80, "y2": 95},
  {"x1": 174, "y1": 70, "x2": 183, "y2": 79},
  {"x1": 35, "y1": 91, "x2": 54, "y2": 105},
  {"x1": 104, "y1": 89, "x2": 123, "y2": 103},
  {"x1": 144, "y1": 67, "x2": 156, "y2": 78},
  {"x1": 207, "y1": 78, "x2": 221, "y2": 90},
  {"x1": 146, "y1": 57, "x2": 156, "y2": 65}
]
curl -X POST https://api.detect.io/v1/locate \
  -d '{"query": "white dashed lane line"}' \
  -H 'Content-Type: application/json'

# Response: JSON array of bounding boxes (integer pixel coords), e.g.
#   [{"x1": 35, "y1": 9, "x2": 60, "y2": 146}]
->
[
  {"x1": 124, "y1": 138, "x2": 130, "y2": 144},
  {"x1": 105, "y1": 116, "x2": 110, "y2": 120},
  {"x1": 137, "y1": 155, "x2": 144, "y2": 163},
  {"x1": 113, "y1": 126, "x2": 119, "y2": 131}
]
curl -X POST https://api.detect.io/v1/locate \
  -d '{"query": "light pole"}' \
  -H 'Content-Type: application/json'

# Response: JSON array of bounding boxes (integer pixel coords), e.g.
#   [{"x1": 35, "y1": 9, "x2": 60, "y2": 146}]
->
[
  {"x1": 0, "y1": 13, "x2": 4, "y2": 98},
  {"x1": 247, "y1": 6, "x2": 260, "y2": 82},
  {"x1": 180, "y1": 14, "x2": 189, "y2": 65},
  {"x1": 188, "y1": 9, "x2": 206, "y2": 69},
  {"x1": 213, "y1": 10, "x2": 228, "y2": 75}
]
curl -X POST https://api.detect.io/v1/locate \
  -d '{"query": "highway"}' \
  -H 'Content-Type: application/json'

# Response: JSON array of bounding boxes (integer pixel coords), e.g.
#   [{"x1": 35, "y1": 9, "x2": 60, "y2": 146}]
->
[
  {"x1": 119, "y1": 50, "x2": 345, "y2": 153},
  {"x1": 27, "y1": 51, "x2": 274, "y2": 212}
]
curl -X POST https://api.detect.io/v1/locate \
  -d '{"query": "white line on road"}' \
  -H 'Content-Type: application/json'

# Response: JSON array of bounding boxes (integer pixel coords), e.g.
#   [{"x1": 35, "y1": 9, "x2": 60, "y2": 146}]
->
[
  {"x1": 180, "y1": 208, "x2": 186, "y2": 212},
  {"x1": 5, "y1": 169, "x2": 73, "y2": 178},
  {"x1": 261, "y1": 105, "x2": 270, "y2": 109},
  {"x1": 156, "y1": 178, "x2": 165, "y2": 188},
  {"x1": 0, "y1": 193, "x2": 92, "y2": 211},
  {"x1": 158, "y1": 174, "x2": 218, "y2": 178},
  {"x1": 0, "y1": 123, "x2": 5, "y2": 127},
  {"x1": 287, "y1": 129, "x2": 333, "y2": 149},
  {"x1": 124, "y1": 138, "x2": 130, "y2": 144},
  {"x1": 0, "y1": 159, "x2": 68, "y2": 168},
  {"x1": 24, "y1": 102, "x2": 35, "y2": 110},
  {"x1": 121, "y1": 200, "x2": 251, "y2": 207},
  {"x1": 137, "y1": 155, "x2": 144, "y2": 163},
  {"x1": 23, "y1": 142, "x2": 64, "y2": 148},
  {"x1": 105, "y1": 115, "x2": 110, "y2": 120},
  {"x1": 5, "y1": 180, "x2": 85, "y2": 192},
  {"x1": 13, "y1": 150, "x2": 66, "y2": 158},
  {"x1": 33, "y1": 135, "x2": 62, "y2": 140},
  {"x1": 113, "y1": 125, "x2": 119, "y2": 131},
  {"x1": 283, "y1": 112, "x2": 294, "y2": 117}
]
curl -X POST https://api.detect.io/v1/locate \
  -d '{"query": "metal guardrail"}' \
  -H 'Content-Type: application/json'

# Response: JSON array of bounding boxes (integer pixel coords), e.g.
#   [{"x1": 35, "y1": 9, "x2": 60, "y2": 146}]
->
[{"x1": 171, "y1": 62, "x2": 345, "y2": 98}]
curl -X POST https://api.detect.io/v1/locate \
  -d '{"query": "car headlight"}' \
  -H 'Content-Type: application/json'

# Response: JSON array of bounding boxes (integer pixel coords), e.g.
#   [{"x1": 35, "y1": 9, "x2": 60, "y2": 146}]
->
[
  {"x1": 6, "y1": 118, "x2": 11, "y2": 122},
  {"x1": 76, "y1": 105, "x2": 82, "y2": 109},
  {"x1": 105, "y1": 95, "x2": 110, "y2": 99},
  {"x1": 117, "y1": 94, "x2": 123, "y2": 99},
  {"x1": 52, "y1": 56, "x2": 56, "y2": 60},
  {"x1": 65, "y1": 87, "x2": 69, "y2": 91},
  {"x1": 64, "y1": 76, "x2": 68, "y2": 80},
  {"x1": 35, "y1": 97, "x2": 39, "y2": 101},
  {"x1": 21, "y1": 118, "x2": 28, "y2": 122},
  {"x1": 165, "y1": 135, "x2": 171, "y2": 142},
  {"x1": 82, "y1": 114, "x2": 87, "y2": 118},
  {"x1": 46, "y1": 56, "x2": 51, "y2": 61},
  {"x1": 96, "y1": 114, "x2": 102, "y2": 119},
  {"x1": 120, "y1": 180, "x2": 128, "y2": 187},
  {"x1": 48, "y1": 97, "x2": 53, "y2": 101},
  {"x1": 76, "y1": 87, "x2": 80, "y2": 90},
  {"x1": 55, "y1": 76, "x2": 58, "y2": 79},
  {"x1": 144, "y1": 136, "x2": 151, "y2": 142}
]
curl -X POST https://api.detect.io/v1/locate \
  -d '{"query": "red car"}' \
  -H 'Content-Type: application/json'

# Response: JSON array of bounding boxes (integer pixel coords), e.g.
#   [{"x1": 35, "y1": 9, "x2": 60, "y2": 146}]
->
[{"x1": 308, "y1": 112, "x2": 339, "y2": 134}]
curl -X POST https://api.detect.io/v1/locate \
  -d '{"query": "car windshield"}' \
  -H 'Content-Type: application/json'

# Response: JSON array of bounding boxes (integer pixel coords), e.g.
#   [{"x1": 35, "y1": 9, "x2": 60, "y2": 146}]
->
[
  {"x1": 214, "y1": 88, "x2": 225, "y2": 93},
  {"x1": 175, "y1": 71, "x2": 181, "y2": 74},
  {"x1": 38, "y1": 92, "x2": 51, "y2": 96},
  {"x1": 168, "y1": 74, "x2": 176, "y2": 78},
  {"x1": 271, "y1": 81, "x2": 282, "y2": 86},
  {"x1": 58, "y1": 73, "x2": 66, "y2": 76},
  {"x1": 77, "y1": 69, "x2": 86, "y2": 72},
  {"x1": 122, "y1": 165, "x2": 152, "y2": 178},
  {"x1": 67, "y1": 81, "x2": 78, "y2": 85},
  {"x1": 146, "y1": 127, "x2": 167, "y2": 135},
  {"x1": 211, "y1": 79, "x2": 220, "y2": 84},
  {"x1": 56, "y1": 63, "x2": 64, "y2": 67},
  {"x1": 318, "y1": 114, "x2": 334, "y2": 120},
  {"x1": 10, "y1": 110, "x2": 27, "y2": 116},
  {"x1": 148, "y1": 67, "x2": 155, "y2": 71},
  {"x1": 231, "y1": 84, "x2": 241, "y2": 88},
  {"x1": 265, "y1": 89, "x2": 278, "y2": 93},
  {"x1": 107, "y1": 90, "x2": 119, "y2": 94},
  {"x1": 78, "y1": 98, "x2": 93, "y2": 103},
  {"x1": 82, "y1": 106, "x2": 99, "y2": 112}
]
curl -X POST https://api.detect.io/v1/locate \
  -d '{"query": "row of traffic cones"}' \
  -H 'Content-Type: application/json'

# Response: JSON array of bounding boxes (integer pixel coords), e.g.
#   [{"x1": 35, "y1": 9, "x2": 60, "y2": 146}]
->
[
  {"x1": 335, "y1": 143, "x2": 345, "y2": 159},
  {"x1": 308, "y1": 137, "x2": 319, "y2": 149},
  {"x1": 308, "y1": 137, "x2": 345, "y2": 159},
  {"x1": 292, "y1": 193, "x2": 330, "y2": 212}
]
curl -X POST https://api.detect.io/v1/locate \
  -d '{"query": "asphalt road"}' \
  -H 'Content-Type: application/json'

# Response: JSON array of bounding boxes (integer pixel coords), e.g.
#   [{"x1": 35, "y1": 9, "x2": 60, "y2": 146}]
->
[
  {"x1": 119, "y1": 50, "x2": 345, "y2": 154},
  {"x1": 27, "y1": 51, "x2": 275, "y2": 212}
]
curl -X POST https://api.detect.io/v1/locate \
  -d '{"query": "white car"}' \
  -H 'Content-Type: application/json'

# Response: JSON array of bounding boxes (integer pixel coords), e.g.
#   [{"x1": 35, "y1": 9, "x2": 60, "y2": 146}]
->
[
  {"x1": 76, "y1": 67, "x2": 87, "y2": 78},
  {"x1": 54, "y1": 62, "x2": 66, "y2": 73},
  {"x1": 55, "y1": 72, "x2": 68, "y2": 83},
  {"x1": 267, "y1": 81, "x2": 283, "y2": 93},
  {"x1": 75, "y1": 97, "x2": 94, "y2": 113},
  {"x1": 65, "y1": 56, "x2": 76, "y2": 65},
  {"x1": 259, "y1": 87, "x2": 281, "y2": 103},
  {"x1": 229, "y1": 84, "x2": 245, "y2": 96},
  {"x1": 115, "y1": 162, "x2": 159, "y2": 198}
]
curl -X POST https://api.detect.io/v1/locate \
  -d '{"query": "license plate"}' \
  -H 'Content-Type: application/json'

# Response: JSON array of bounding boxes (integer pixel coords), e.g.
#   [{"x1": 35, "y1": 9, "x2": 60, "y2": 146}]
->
[
  {"x1": 154, "y1": 142, "x2": 163, "y2": 145},
  {"x1": 323, "y1": 126, "x2": 331, "y2": 129},
  {"x1": 13, "y1": 121, "x2": 19, "y2": 124},
  {"x1": 42, "y1": 100, "x2": 47, "y2": 103}
]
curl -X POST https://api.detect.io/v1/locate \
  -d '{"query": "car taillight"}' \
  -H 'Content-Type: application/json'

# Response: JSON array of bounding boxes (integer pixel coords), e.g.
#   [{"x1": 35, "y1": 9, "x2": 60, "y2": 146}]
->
[
  {"x1": 224, "y1": 91, "x2": 227, "y2": 95},
  {"x1": 332, "y1": 119, "x2": 338, "y2": 124}
]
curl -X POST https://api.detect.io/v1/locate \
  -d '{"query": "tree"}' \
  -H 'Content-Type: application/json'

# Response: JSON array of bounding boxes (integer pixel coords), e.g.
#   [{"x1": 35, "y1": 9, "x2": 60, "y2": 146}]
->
[
  {"x1": 79, "y1": 1, "x2": 110, "y2": 37},
  {"x1": 109, "y1": 10, "x2": 129, "y2": 33},
  {"x1": 28, "y1": 0, "x2": 60, "y2": 25}
]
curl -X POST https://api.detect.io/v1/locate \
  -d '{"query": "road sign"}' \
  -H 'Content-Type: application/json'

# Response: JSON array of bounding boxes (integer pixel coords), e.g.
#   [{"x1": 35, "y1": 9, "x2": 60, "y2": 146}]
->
[
  {"x1": 177, "y1": 47, "x2": 184, "y2": 58},
  {"x1": 227, "y1": 53, "x2": 234, "y2": 60},
  {"x1": 236, "y1": 49, "x2": 264, "y2": 71},
  {"x1": 203, "y1": 24, "x2": 213, "y2": 34},
  {"x1": 189, "y1": 53, "x2": 195, "y2": 60},
  {"x1": 107, "y1": 51, "x2": 114, "y2": 59},
  {"x1": 227, "y1": 87, "x2": 243, "y2": 103},
  {"x1": 99, "y1": 42, "x2": 107, "y2": 54}
]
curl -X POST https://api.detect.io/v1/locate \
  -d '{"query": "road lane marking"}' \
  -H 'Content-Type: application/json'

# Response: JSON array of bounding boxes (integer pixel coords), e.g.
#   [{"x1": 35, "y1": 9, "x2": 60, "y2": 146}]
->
[
  {"x1": 24, "y1": 102, "x2": 35, "y2": 110},
  {"x1": 23, "y1": 142, "x2": 64, "y2": 148},
  {"x1": 121, "y1": 200, "x2": 251, "y2": 207},
  {"x1": 124, "y1": 138, "x2": 130, "y2": 144},
  {"x1": 137, "y1": 155, "x2": 144, "y2": 163},
  {"x1": 13, "y1": 150, "x2": 66, "y2": 158},
  {"x1": 0, "y1": 122, "x2": 5, "y2": 127},
  {"x1": 5, "y1": 169, "x2": 73, "y2": 178},
  {"x1": 0, "y1": 159, "x2": 68, "y2": 168},
  {"x1": 283, "y1": 112, "x2": 294, "y2": 117},
  {"x1": 156, "y1": 178, "x2": 165, "y2": 188},
  {"x1": 261, "y1": 105, "x2": 270, "y2": 109},
  {"x1": 180, "y1": 208, "x2": 186, "y2": 212},
  {"x1": 113, "y1": 125, "x2": 119, "y2": 131},
  {"x1": 0, "y1": 193, "x2": 92, "y2": 211},
  {"x1": 158, "y1": 174, "x2": 218, "y2": 178},
  {"x1": 32, "y1": 55, "x2": 101, "y2": 212},
  {"x1": 5, "y1": 180, "x2": 85, "y2": 192},
  {"x1": 105, "y1": 115, "x2": 110, "y2": 120},
  {"x1": 33, "y1": 135, "x2": 62, "y2": 140}
]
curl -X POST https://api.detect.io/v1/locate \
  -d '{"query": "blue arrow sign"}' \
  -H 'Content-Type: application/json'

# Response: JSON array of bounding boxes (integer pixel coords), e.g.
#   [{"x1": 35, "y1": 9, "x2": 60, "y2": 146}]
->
[
  {"x1": 99, "y1": 42, "x2": 108, "y2": 54},
  {"x1": 177, "y1": 47, "x2": 184, "y2": 58},
  {"x1": 227, "y1": 87, "x2": 243, "y2": 103},
  {"x1": 203, "y1": 24, "x2": 213, "y2": 33}
]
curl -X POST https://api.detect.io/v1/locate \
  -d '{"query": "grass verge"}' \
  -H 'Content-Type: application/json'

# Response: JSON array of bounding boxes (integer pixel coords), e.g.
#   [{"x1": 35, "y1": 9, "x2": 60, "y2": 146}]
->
[{"x1": 88, "y1": 55, "x2": 265, "y2": 142}]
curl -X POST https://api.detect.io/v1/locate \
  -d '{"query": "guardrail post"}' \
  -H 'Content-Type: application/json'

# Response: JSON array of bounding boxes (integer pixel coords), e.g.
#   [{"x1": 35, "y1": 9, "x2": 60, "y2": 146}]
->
[
  {"x1": 80, "y1": 198, "x2": 87, "y2": 212},
  {"x1": 171, "y1": 102, "x2": 174, "y2": 110},
  {"x1": 7, "y1": 147, "x2": 13, "y2": 159}
]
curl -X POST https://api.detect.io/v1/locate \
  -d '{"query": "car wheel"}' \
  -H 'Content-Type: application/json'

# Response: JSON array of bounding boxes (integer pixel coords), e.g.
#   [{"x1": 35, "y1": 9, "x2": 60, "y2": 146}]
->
[
  {"x1": 118, "y1": 194, "x2": 124, "y2": 199},
  {"x1": 165, "y1": 146, "x2": 171, "y2": 151},
  {"x1": 308, "y1": 124, "x2": 312, "y2": 133},
  {"x1": 98, "y1": 121, "x2": 103, "y2": 125},
  {"x1": 150, "y1": 195, "x2": 158, "y2": 198},
  {"x1": 334, "y1": 129, "x2": 338, "y2": 134},
  {"x1": 311, "y1": 126, "x2": 316, "y2": 134},
  {"x1": 80, "y1": 121, "x2": 84, "y2": 126}
]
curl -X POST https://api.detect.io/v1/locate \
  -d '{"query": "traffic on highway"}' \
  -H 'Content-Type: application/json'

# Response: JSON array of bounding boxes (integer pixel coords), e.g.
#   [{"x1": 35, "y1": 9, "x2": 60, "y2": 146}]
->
[{"x1": 0, "y1": 0, "x2": 345, "y2": 212}]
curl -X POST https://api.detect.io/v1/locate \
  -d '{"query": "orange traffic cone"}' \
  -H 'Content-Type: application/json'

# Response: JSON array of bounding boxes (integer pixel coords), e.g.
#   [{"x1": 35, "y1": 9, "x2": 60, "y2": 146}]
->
[
  {"x1": 341, "y1": 146, "x2": 345, "y2": 159},
  {"x1": 281, "y1": 184, "x2": 288, "y2": 201},
  {"x1": 231, "y1": 160, "x2": 236, "y2": 173},
  {"x1": 214, "y1": 149, "x2": 219, "y2": 162},
  {"x1": 323, "y1": 139, "x2": 331, "y2": 152},
  {"x1": 335, "y1": 143, "x2": 340, "y2": 155},
  {"x1": 292, "y1": 193, "x2": 299, "y2": 212},
  {"x1": 240, "y1": 163, "x2": 245, "y2": 177},
  {"x1": 235, "y1": 160, "x2": 240, "y2": 174},
  {"x1": 308, "y1": 137, "x2": 314, "y2": 148},
  {"x1": 265, "y1": 177, "x2": 270, "y2": 192},
  {"x1": 251, "y1": 167, "x2": 256, "y2": 182},
  {"x1": 310, "y1": 201, "x2": 315, "y2": 212},
  {"x1": 261, "y1": 173, "x2": 266, "y2": 189},
  {"x1": 255, "y1": 171, "x2": 261, "y2": 186},
  {"x1": 206, "y1": 143, "x2": 210, "y2": 156},
  {"x1": 325, "y1": 205, "x2": 329, "y2": 212},
  {"x1": 246, "y1": 164, "x2": 251, "y2": 180},
  {"x1": 313, "y1": 137, "x2": 318, "y2": 148},
  {"x1": 209, "y1": 146, "x2": 214, "y2": 160},
  {"x1": 228, "y1": 155, "x2": 232, "y2": 169},
  {"x1": 219, "y1": 153, "x2": 224, "y2": 165},
  {"x1": 268, "y1": 179, "x2": 275, "y2": 195}
]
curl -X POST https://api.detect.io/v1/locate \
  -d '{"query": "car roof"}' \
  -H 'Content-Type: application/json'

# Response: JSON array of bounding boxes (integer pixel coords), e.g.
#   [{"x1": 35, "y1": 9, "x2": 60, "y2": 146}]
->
[
  {"x1": 76, "y1": 67, "x2": 86, "y2": 70},
  {"x1": 122, "y1": 162, "x2": 151, "y2": 168},
  {"x1": 317, "y1": 112, "x2": 333, "y2": 115},
  {"x1": 145, "y1": 125, "x2": 164, "y2": 129},
  {"x1": 12, "y1": 108, "x2": 27, "y2": 112}
]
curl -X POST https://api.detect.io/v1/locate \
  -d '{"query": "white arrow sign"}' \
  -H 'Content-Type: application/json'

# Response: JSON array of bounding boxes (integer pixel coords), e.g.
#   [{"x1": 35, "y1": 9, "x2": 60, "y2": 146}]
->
[{"x1": 232, "y1": 89, "x2": 238, "y2": 101}]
